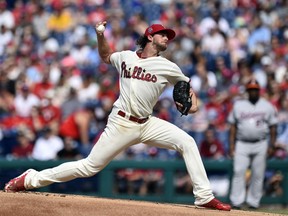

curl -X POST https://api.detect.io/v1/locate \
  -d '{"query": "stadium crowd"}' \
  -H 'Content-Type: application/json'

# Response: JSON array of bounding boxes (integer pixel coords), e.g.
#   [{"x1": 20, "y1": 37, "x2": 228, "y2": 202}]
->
[{"x1": 0, "y1": 0, "x2": 288, "y2": 172}]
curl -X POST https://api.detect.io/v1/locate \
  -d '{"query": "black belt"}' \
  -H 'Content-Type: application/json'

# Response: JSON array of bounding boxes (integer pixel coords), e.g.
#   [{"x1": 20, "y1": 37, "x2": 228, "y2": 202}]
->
[
  {"x1": 239, "y1": 138, "x2": 266, "y2": 143},
  {"x1": 117, "y1": 110, "x2": 149, "y2": 124}
]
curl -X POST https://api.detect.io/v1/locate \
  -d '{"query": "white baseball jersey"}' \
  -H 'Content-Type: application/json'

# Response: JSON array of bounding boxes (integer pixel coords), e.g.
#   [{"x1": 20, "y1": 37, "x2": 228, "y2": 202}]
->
[
  {"x1": 110, "y1": 50, "x2": 189, "y2": 117},
  {"x1": 228, "y1": 98, "x2": 278, "y2": 141}
]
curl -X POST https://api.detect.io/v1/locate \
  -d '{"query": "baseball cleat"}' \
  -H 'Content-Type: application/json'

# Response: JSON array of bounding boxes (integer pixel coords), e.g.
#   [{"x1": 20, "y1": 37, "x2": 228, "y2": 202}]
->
[
  {"x1": 197, "y1": 198, "x2": 231, "y2": 211},
  {"x1": 4, "y1": 169, "x2": 33, "y2": 192}
]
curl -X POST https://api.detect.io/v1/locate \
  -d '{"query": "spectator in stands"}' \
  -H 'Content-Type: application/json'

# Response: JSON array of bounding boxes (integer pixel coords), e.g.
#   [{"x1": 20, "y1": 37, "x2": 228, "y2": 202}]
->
[
  {"x1": 199, "y1": 125, "x2": 225, "y2": 160},
  {"x1": 265, "y1": 79, "x2": 282, "y2": 111},
  {"x1": 47, "y1": 1, "x2": 74, "y2": 46},
  {"x1": 25, "y1": 50, "x2": 44, "y2": 85},
  {"x1": 30, "y1": 90, "x2": 61, "y2": 135},
  {"x1": 140, "y1": 147, "x2": 164, "y2": 195},
  {"x1": 60, "y1": 56, "x2": 83, "y2": 90},
  {"x1": 14, "y1": 84, "x2": 40, "y2": 118},
  {"x1": 0, "y1": 0, "x2": 15, "y2": 30},
  {"x1": 214, "y1": 56, "x2": 235, "y2": 89},
  {"x1": 57, "y1": 136, "x2": 82, "y2": 160},
  {"x1": 42, "y1": 38, "x2": 60, "y2": 67},
  {"x1": 60, "y1": 87, "x2": 82, "y2": 121},
  {"x1": 69, "y1": 26, "x2": 92, "y2": 67},
  {"x1": 11, "y1": 130, "x2": 34, "y2": 159},
  {"x1": 201, "y1": 26, "x2": 226, "y2": 56},
  {"x1": 198, "y1": 8, "x2": 230, "y2": 37},
  {"x1": 32, "y1": 126, "x2": 64, "y2": 161},
  {"x1": 264, "y1": 171, "x2": 283, "y2": 197},
  {"x1": 77, "y1": 72, "x2": 100, "y2": 103},
  {"x1": 97, "y1": 75, "x2": 118, "y2": 103},
  {"x1": 227, "y1": 24, "x2": 249, "y2": 71},
  {"x1": 115, "y1": 148, "x2": 145, "y2": 195},
  {"x1": 204, "y1": 88, "x2": 227, "y2": 130},
  {"x1": 32, "y1": 3, "x2": 50, "y2": 41},
  {"x1": 85, "y1": 40, "x2": 101, "y2": 69},
  {"x1": 190, "y1": 62, "x2": 217, "y2": 96},
  {"x1": 153, "y1": 98, "x2": 173, "y2": 122},
  {"x1": 247, "y1": 15, "x2": 271, "y2": 54},
  {"x1": 275, "y1": 55, "x2": 288, "y2": 87},
  {"x1": 253, "y1": 55, "x2": 273, "y2": 89},
  {"x1": 59, "y1": 100, "x2": 100, "y2": 156},
  {"x1": 0, "y1": 68, "x2": 15, "y2": 117},
  {"x1": 236, "y1": 59, "x2": 254, "y2": 86},
  {"x1": 32, "y1": 66, "x2": 54, "y2": 99},
  {"x1": 275, "y1": 124, "x2": 288, "y2": 155},
  {"x1": 175, "y1": 170, "x2": 193, "y2": 195},
  {"x1": 0, "y1": 24, "x2": 13, "y2": 57},
  {"x1": 277, "y1": 94, "x2": 288, "y2": 135},
  {"x1": 0, "y1": 106, "x2": 33, "y2": 134}
]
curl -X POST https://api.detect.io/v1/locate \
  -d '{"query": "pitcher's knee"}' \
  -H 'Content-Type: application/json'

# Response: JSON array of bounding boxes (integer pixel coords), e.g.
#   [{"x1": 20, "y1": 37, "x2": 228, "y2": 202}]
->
[
  {"x1": 80, "y1": 158, "x2": 105, "y2": 177},
  {"x1": 183, "y1": 138, "x2": 197, "y2": 149},
  {"x1": 175, "y1": 137, "x2": 197, "y2": 154}
]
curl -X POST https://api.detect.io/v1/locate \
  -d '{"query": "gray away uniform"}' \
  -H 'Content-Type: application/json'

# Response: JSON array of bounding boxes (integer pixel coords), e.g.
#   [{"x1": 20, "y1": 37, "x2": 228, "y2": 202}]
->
[{"x1": 228, "y1": 98, "x2": 278, "y2": 208}]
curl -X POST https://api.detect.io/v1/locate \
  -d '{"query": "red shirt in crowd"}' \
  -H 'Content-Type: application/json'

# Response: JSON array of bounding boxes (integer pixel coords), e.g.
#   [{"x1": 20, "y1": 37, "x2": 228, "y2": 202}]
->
[
  {"x1": 12, "y1": 143, "x2": 34, "y2": 158},
  {"x1": 199, "y1": 139, "x2": 225, "y2": 159},
  {"x1": 59, "y1": 112, "x2": 81, "y2": 140}
]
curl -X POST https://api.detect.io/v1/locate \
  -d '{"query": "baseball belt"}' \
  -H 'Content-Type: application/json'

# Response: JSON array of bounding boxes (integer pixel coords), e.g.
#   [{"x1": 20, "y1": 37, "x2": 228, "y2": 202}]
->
[
  {"x1": 238, "y1": 138, "x2": 266, "y2": 143},
  {"x1": 117, "y1": 110, "x2": 149, "y2": 124}
]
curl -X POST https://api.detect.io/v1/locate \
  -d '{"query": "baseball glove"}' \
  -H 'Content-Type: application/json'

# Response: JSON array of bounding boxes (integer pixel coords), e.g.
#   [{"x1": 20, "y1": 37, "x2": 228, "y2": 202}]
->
[{"x1": 173, "y1": 81, "x2": 192, "y2": 116}]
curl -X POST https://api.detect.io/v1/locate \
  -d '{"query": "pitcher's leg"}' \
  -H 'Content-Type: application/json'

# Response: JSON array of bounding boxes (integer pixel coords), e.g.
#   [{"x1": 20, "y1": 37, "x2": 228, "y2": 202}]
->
[
  {"x1": 180, "y1": 136, "x2": 214, "y2": 205},
  {"x1": 25, "y1": 117, "x2": 141, "y2": 189},
  {"x1": 25, "y1": 158, "x2": 99, "y2": 189},
  {"x1": 141, "y1": 117, "x2": 213, "y2": 205}
]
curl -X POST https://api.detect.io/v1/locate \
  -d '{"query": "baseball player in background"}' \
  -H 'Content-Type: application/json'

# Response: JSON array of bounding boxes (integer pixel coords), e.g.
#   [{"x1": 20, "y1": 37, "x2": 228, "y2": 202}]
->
[
  {"x1": 228, "y1": 79, "x2": 278, "y2": 209},
  {"x1": 4, "y1": 21, "x2": 231, "y2": 211}
]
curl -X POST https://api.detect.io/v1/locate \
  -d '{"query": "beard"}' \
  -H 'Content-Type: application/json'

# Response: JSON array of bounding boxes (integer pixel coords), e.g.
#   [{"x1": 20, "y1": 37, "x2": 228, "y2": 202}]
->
[
  {"x1": 248, "y1": 94, "x2": 260, "y2": 104},
  {"x1": 153, "y1": 41, "x2": 167, "y2": 52}
]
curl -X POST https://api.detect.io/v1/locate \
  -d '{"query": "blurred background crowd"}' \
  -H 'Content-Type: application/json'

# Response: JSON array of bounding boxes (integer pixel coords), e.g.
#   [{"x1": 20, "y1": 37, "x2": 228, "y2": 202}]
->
[{"x1": 0, "y1": 0, "x2": 288, "y2": 196}]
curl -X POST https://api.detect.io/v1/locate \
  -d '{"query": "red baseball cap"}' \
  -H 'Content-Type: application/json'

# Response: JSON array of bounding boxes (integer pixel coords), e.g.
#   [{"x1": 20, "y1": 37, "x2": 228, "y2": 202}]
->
[
  {"x1": 144, "y1": 24, "x2": 176, "y2": 40},
  {"x1": 246, "y1": 79, "x2": 260, "y2": 90}
]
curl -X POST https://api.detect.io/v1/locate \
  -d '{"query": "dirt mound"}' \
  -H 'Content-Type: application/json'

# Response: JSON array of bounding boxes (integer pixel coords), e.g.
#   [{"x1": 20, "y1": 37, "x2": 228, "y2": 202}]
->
[{"x1": 0, "y1": 191, "x2": 282, "y2": 216}]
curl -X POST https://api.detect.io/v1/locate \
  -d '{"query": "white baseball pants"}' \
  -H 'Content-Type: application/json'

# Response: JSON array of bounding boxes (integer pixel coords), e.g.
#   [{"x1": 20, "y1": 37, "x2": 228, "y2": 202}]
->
[{"x1": 25, "y1": 108, "x2": 214, "y2": 205}]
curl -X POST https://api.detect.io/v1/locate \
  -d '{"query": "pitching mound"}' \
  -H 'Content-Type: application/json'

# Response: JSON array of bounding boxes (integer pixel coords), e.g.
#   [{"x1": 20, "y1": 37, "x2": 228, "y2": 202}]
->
[{"x1": 0, "y1": 191, "x2": 282, "y2": 216}]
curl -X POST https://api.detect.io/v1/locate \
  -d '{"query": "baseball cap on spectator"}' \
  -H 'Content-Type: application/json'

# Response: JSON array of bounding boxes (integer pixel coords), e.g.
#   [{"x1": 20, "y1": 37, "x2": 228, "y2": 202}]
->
[
  {"x1": 246, "y1": 79, "x2": 260, "y2": 90},
  {"x1": 144, "y1": 24, "x2": 176, "y2": 40},
  {"x1": 261, "y1": 56, "x2": 272, "y2": 66},
  {"x1": 44, "y1": 38, "x2": 59, "y2": 53}
]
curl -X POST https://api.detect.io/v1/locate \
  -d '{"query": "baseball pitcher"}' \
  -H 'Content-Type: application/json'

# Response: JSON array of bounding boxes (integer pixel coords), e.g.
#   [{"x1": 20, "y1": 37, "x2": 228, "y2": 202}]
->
[{"x1": 4, "y1": 21, "x2": 231, "y2": 211}]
